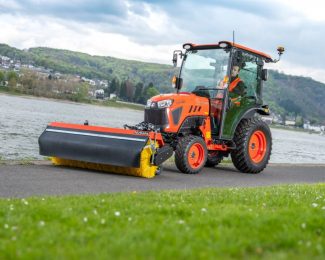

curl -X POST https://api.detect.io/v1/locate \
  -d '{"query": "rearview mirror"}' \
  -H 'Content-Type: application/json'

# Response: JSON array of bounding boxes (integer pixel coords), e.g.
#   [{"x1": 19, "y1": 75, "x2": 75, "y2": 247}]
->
[
  {"x1": 262, "y1": 69, "x2": 268, "y2": 81},
  {"x1": 172, "y1": 53, "x2": 178, "y2": 67},
  {"x1": 172, "y1": 50, "x2": 184, "y2": 67}
]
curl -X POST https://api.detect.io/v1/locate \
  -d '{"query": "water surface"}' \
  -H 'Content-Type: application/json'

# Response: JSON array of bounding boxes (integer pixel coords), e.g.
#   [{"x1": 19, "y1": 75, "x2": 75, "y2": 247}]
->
[{"x1": 1, "y1": 94, "x2": 324, "y2": 163}]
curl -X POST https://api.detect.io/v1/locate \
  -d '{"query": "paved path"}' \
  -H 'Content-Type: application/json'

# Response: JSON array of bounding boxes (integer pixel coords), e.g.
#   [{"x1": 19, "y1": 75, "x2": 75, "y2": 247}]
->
[{"x1": 0, "y1": 162, "x2": 324, "y2": 197}]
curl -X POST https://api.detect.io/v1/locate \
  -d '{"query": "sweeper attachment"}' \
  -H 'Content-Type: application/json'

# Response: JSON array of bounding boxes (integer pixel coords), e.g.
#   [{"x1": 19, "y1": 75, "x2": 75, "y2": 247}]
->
[
  {"x1": 39, "y1": 41, "x2": 284, "y2": 177},
  {"x1": 39, "y1": 122, "x2": 172, "y2": 178}
]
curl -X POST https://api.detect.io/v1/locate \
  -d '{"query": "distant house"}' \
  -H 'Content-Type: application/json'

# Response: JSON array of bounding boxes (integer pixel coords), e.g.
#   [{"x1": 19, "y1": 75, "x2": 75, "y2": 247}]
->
[
  {"x1": 95, "y1": 89, "x2": 105, "y2": 99},
  {"x1": 304, "y1": 123, "x2": 324, "y2": 132},
  {"x1": 0, "y1": 56, "x2": 10, "y2": 64},
  {"x1": 285, "y1": 120, "x2": 295, "y2": 126},
  {"x1": 89, "y1": 80, "x2": 96, "y2": 86},
  {"x1": 109, "y1": 93, "x2": 117, "y2": 100},
  {"x1": 54, "y1": 72, "x2": 62, "y2": 79},
  {"x1": 99, "y1": 80, "x2": 108, "y2": 88}
]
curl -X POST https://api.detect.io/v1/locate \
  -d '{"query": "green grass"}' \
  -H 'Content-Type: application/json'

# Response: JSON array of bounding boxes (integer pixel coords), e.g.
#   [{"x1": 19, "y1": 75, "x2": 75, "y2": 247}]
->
[
  {"x1": 0, "y1": 87, "x2": 24, "y2": 96},
  {"x1": 0, "y1": 157, "x2": 43, "y2": 165},
  {"x1": 0, "y1": 184, "x2": 324, "y2": 259}
]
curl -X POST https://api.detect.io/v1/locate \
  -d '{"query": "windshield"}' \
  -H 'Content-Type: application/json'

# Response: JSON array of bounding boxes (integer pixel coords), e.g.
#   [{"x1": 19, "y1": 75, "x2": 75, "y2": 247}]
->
[{"x1": 180, "y1": 48, "x2": 230, "y2": 93}]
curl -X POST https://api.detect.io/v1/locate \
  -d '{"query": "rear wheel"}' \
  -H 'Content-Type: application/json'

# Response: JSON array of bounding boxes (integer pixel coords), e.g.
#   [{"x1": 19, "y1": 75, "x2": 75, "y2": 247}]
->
[
  {"x1": 231, "y1": 118, "x2": 272, "y2": 173},
  {"x1": 205, "y1": 151, "x2": 223, "y2": 167},
  {"x1": 175, "y1": 135, "x2": 207, "y2": 174}
]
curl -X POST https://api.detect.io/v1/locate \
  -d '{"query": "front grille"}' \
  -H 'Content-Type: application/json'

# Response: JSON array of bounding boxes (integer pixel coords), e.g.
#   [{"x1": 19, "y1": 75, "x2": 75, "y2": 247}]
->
[{"x1": 144, "y1": 108, "x2": 168, "y2": 127}]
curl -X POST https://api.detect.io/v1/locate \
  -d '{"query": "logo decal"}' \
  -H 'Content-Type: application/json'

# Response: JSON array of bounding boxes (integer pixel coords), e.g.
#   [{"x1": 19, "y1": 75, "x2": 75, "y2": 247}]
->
[{"x1": 135, "y1": 131, "x2": 149, "y2": 135}]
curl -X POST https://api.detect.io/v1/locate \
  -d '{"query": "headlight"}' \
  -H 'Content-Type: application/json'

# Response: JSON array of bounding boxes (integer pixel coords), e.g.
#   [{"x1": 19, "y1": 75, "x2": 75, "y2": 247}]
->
[
  {"x1": 157, "y1": 99, "x2": 173, "y2": 108},
  {"x1": 146, "y1": 100, "x2": 152, "y2": 108}
]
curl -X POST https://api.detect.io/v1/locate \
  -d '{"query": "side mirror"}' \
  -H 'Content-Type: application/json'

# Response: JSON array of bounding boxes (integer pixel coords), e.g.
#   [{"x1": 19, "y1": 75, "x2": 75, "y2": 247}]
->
[
  {"x1": 172, "y1": 76, "x2": 183, "y2": 90},
  {"x1": 172, "y1": 53, "x2": 178, "y2": 67},
  {"x1": 262, "y1": 69, "x2": 268, "y2": 81},
  {"x1": 172, "y1": 50, "x2": 184, "y2": 67}
]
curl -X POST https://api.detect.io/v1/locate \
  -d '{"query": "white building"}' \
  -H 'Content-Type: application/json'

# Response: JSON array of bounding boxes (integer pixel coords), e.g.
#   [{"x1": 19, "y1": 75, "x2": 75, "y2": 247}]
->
[{"x1": 109, "y1": 93, "x2": 117, "y2": 100}]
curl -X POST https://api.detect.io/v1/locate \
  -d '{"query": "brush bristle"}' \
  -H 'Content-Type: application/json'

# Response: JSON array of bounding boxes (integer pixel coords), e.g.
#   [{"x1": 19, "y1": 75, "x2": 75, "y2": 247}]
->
[{"x1": 51, "y1": 144, "x2": 158, "y2": 178}]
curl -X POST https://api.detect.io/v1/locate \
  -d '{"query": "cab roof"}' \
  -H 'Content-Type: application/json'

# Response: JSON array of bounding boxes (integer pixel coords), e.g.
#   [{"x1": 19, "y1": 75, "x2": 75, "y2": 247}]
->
[{"x1": 184, "y1": 41, "x2": 272, "y2": 61}]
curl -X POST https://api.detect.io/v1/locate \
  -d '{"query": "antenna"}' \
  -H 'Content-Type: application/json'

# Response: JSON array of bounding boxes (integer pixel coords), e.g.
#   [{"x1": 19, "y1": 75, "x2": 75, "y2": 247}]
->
[{"x1": 233, "y1": 30, "x2": 235, "y2": 45}]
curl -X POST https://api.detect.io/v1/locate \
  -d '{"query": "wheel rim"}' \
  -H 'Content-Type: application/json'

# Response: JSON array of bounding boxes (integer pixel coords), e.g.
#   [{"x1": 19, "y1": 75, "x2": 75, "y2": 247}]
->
[
  {"x1": 248, "y1": 130, "x2": 267, "y2": 163},
  {"x1": 188, "y1": 143, "x2": 205, "y2": 169}
]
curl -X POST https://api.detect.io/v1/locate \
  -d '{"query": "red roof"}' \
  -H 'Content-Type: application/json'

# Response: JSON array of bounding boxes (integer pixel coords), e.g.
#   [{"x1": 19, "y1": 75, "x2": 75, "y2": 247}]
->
[{"x1": 189, "y1": 41, "x2": 272, "y2": 60}]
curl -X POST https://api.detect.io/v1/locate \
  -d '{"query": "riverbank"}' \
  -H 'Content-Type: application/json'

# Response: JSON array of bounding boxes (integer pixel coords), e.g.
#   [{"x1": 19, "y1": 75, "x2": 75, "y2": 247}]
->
[
  {"x1": 270, "y1": 124, "x2": 323, "y2": 134},
  {"x1": 0, "y1": 88, "x2": 144, "y2": 111}
]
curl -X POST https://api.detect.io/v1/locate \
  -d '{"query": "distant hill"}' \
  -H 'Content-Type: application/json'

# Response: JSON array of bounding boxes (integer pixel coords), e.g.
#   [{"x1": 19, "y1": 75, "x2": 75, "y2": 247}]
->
[
  {"x1": 264, "y1": 71, "x2": 325, "y2": 124},
  {"x1": 0, "y1": 43, "x2": 176, "y2": 90},
  {"x1": 0, "y1": 43, "x2": 324, "y2": 124}
]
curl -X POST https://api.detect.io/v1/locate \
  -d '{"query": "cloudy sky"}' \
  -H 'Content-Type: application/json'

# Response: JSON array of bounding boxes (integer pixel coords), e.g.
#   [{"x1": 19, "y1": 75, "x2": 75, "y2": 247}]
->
[{"x1": 1, "y1": 0, "x2": 325, "y2": 82}]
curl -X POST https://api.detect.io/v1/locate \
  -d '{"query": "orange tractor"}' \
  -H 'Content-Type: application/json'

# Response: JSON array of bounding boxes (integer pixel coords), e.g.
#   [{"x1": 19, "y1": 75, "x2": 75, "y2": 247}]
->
[{"x1": 39, "y1": 41, "x2": 284, "y2": 178}]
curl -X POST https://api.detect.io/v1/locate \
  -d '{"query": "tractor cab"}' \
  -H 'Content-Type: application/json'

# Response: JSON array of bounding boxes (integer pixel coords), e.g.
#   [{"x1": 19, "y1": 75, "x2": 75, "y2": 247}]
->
[{"x1": 172, "y1": 41, "x2": 280, "y2": 140}]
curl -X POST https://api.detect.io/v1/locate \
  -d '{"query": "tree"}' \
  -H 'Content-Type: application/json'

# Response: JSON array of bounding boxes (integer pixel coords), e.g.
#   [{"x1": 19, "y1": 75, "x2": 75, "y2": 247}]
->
[
  {"x1": 0, "y1": 70, "x2": 5, "y2": 86},
  {"x1": 119, "y1": 80, "x2": 127, "y2": 99},
  {"x1": 125, "y1": 80, "x2": 134, "y2": 101},
  {"x1": 295, "y1": 116, "x2": 304, "y2": 128},
  {"x1": 74, "y1": 83, "x2": 89, "y2": 102},
  {"x1": 146, "y1": 82, "x2": 154, "y2": 90},
  {"x1": 7, "y1": 71, "x2": 18, "y2": 81},
  {"x1": 279, "y1": 99, "x2": 301, "y2": 116},
  {"x1": 109, "y1": 78, "x2": 118, "y2": 94},
  {"x1": 144, "y1": 83, "x2": 159, "y2": 100},
  {"x1": 7, "y1": 71, "x2": 18, "y2": 89},
  {"x1": 19, "y1": 69, "x2": 38, "y2": 94},
  {"x1": 134, "y1": 82, "x2": 144, "y2": 103}
]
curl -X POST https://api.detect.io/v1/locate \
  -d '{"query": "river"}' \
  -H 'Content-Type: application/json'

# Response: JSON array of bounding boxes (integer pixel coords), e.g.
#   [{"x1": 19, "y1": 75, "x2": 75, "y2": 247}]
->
[{"x1": 1, "y1": 93, "x2": 324, "y2": 164}]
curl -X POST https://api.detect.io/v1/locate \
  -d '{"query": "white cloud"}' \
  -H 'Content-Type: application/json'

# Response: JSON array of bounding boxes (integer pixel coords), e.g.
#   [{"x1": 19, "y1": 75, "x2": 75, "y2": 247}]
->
[
  {"x1": 0, "y1": 0, "x2": 325, "y2": 84},
  {"x1": 0, "y1": 14, "x2": 178, "y2": 64},
  {"x1": 279, "y1": 0, "x2": 325, "y2": 22}
]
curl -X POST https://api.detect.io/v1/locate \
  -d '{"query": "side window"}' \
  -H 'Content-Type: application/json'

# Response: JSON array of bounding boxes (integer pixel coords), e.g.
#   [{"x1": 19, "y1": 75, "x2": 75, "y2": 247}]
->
[{"x1": 238, "y1": 53, "x2": 258, "y2": 97}]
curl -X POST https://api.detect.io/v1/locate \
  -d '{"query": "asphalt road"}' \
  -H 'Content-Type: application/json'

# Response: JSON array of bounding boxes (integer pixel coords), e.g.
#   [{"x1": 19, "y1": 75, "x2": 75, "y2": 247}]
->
[{"x1": 0, "y1": 162, "x2": 324, "y2": 198}]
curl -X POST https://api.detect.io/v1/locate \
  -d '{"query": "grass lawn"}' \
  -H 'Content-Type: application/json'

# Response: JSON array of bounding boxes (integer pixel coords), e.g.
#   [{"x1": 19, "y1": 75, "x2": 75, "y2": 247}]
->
[{"x1": 0, "y1": 184, "x2": 324, "y2": 259}]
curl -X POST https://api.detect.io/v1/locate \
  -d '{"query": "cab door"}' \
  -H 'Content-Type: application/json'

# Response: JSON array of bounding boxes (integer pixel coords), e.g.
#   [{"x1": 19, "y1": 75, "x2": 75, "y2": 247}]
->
[{"x1": 221, "y1": 51, "x2": 262, "y2": 139}]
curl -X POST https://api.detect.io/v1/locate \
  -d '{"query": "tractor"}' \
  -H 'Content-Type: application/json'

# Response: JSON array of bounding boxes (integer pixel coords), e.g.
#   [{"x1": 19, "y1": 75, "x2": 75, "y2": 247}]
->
[{"x1": 39, "y1": 41, "x2": 284, "y2": 177}]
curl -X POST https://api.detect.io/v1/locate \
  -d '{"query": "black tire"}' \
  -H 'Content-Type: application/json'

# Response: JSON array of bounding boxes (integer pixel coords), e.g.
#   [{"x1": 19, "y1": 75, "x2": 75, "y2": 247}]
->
[
  {"x1": 205, "y1": 151, "x2": 223, "y2": 167},
  {"x1": 175, "y1": 135, "x2": 207, "y2": 174},
  {"x1": 231, "y1": 117, "x2": 272, "y2": 173}
]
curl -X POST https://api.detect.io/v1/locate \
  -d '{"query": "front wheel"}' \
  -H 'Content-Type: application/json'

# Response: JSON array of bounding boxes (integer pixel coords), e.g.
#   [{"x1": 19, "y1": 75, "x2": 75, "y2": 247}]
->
[
  {"x1": 175, "y1": 135, "x2": 207, "y2": 174},
  {"x1": 231, "y1": 118, "x2": 272, "y2": 173}
]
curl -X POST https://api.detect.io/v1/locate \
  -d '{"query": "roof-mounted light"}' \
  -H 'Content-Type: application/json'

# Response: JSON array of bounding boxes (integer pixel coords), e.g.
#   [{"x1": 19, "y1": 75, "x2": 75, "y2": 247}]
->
[
  {"x1": 219, "y1": 41, "x2": 229, "y2": 48},
  {"x1": 183, "y1": 44, "x2": 192, "y2": 50},
  {"x1": 277, "y1": 46, "x2": 285, "y2": 55},
  {"x1": 270, "y1": 46, "x2": 285, "y2": 63}
]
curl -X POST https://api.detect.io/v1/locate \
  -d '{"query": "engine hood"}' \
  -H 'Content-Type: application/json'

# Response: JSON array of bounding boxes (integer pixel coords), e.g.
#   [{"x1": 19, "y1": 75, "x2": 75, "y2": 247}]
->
[
  {"x1": 150, "y1": 92, "x2": 209, "y2": 107},
  {"x1": 145, "y1": 92, "x2": 210, "y2": 133}
]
